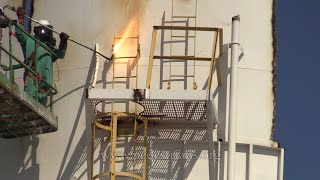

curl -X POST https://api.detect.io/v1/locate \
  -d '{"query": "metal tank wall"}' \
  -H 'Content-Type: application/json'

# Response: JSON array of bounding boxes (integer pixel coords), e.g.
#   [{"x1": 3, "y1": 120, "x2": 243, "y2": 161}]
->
[{"x1": 0, "y1": 0, "x2": 282, "y2": 180}]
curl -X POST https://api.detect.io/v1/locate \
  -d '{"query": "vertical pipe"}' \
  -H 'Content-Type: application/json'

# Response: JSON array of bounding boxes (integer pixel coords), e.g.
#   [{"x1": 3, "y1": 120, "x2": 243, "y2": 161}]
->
[
  {"x1": 278, "y1": 149, "x2": 284, "y2": 180},
  {"x1": 248, "y1": 144, "x2": 253, "y2": 180},
  {"x1": 215, "y1": 141, "x2": 221, "y2": 180},
  {"x1": 227, "y1": 15, "x2": 240, "y2": 180}
]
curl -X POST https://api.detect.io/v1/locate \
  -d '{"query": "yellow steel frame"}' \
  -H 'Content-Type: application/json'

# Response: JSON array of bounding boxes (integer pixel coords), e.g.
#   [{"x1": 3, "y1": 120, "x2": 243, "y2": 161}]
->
[
  {"x1": 90, "y1": 112, "x2": 148, "y2": 180},
  {"x1": 146, "y1": 26, "x2": 223, "y2": 91}
]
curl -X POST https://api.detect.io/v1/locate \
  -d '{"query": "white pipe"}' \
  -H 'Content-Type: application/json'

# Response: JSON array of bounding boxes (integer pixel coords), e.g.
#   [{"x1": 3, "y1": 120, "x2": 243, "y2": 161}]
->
[
  {"x1": 215, "y1": 141, "x2": 221, "y2": 180},
  {"x1": 248, "y1": 144, "x2": 253, "y2": 180},
  {"x1": 227, "y1": 15, "x2": 240, "y2": 180},
  {"x1": 278, "y1": 149, "x2": 284, "y2": 180},
  {"x1": 91, "y1": 43, "x2": 100, "y2": 89}
]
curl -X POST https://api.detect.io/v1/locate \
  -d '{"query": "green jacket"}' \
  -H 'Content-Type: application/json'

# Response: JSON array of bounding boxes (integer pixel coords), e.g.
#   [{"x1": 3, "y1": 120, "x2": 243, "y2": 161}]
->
[{"x1": 15, "y1": 24, "x2": 66, "y2": 90}]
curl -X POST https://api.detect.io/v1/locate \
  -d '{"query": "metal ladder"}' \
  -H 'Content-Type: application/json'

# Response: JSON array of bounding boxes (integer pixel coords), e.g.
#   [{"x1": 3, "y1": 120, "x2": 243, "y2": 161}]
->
[
  {"x1": 168, "y1": 0, "x2": 198, "y2": 90},
  {"x1": 112, "y1": 36, "x2": 140, "y2": 90}
]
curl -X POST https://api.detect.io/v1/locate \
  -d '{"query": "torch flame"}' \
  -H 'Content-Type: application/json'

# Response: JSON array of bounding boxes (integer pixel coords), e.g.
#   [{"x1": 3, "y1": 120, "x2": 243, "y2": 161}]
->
[
  {"x1": 114, "y1": 30, "x2": 130, "y2": 53},
  {"x1": 113, "y1": 19, "x2": 136, "y2": 54}
]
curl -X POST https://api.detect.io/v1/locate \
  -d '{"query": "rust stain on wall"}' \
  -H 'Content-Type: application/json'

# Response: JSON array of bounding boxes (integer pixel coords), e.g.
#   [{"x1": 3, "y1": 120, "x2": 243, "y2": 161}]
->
[{"x1": 270, "y1": 0, "x2": 277, "y2": 142}]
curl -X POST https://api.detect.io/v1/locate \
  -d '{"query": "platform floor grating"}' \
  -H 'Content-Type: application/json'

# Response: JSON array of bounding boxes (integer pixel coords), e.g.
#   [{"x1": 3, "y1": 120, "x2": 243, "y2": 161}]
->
[
  {"x1": 138, "y1": 100, "x2": 207, "y2": 121},
  {"x1": 90, "y1": 100, "x2": 207, "y2": 122},
  {"x1": 0, "y1": 72, "x2": 58, "y2": 139}
]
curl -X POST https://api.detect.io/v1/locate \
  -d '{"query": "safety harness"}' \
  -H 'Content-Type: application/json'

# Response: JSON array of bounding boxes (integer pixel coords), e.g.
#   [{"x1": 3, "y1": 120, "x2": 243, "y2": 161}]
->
[{"x1": 24, "y1": 43, "x2": 50, "y2": 95}]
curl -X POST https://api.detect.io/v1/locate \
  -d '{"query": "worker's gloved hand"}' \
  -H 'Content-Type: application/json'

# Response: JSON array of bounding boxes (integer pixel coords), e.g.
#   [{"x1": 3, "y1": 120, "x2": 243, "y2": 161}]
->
[
  {"x1": 59, "y1": 32, "x2": 69, "y2": 50},
  {"x1": 60, "y1": 32, "x2": 69, "y2": 41},
  {"x1": 16, "y1": 7, "x2": 25, "y2": 18},
  {"x1": 16, "y1": 7, "x2": 25, "y2": 24}
]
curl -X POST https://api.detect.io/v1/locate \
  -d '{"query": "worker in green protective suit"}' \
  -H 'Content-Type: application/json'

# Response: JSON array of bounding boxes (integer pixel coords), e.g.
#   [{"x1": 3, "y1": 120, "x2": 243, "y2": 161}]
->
[{"x1": 14, "y1": 7, "x2": 69, "y2": 105}]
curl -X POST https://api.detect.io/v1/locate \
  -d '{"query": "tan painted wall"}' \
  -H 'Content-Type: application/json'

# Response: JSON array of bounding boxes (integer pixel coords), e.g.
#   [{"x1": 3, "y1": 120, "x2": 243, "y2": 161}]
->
[{"x1": 0, "y1": 0, "x2": 281, "y2": 179}]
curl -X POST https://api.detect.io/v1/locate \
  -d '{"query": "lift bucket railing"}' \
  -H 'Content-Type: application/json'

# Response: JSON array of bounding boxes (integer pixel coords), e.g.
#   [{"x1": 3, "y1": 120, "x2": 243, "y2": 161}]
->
[{"x1": 0, "y1": 13, "x2": 58, "y2": 112}]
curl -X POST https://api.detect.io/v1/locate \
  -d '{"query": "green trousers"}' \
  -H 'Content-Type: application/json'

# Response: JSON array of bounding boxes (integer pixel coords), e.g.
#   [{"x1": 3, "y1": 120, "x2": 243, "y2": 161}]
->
[{"x1": 24, "y1": 77, "x2": 48, "y2": 106}]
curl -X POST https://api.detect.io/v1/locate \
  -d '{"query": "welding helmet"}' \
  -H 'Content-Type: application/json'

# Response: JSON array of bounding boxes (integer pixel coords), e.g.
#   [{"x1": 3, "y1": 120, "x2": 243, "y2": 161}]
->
[{"x1": 33, "y1": 20, "x2": 55, "y2": 46}]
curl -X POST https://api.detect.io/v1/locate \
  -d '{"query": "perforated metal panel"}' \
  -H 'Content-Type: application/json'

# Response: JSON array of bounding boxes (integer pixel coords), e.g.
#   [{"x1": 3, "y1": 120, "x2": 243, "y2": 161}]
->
[
  {"x1": 138, "y1": 100, "x2": 207, "y2": 121},
  {"x1": 89, "y1": 100, "x2": 207, "y2": 122}
]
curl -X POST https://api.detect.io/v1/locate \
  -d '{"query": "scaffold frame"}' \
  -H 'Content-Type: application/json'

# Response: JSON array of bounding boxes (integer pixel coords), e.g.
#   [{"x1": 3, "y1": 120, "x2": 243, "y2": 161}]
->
[{"x1": 90, "y1": 112, "x2": 148, "y2": 180}]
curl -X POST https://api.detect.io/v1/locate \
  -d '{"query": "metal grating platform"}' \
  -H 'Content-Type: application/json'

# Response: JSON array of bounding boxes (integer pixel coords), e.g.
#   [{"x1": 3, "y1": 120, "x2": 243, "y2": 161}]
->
[
  {"x1": 89, "y1": 99, "x2": 207, "y2": 122},
  {"x1": 88, "y1": 90, "x2": 208, "y2": 129},
  {"x1": 0, "y1": 72, "x2": 58, "y2": 139},
  {"x1": 138, "y1": 100, "x2": 207, "y2": 122}
]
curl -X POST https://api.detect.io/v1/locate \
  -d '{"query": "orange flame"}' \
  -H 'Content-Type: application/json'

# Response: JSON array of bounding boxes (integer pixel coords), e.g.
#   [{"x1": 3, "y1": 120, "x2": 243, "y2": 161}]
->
[{"x1": 113, "y1": 19, "x2": 136, "y2": 54}]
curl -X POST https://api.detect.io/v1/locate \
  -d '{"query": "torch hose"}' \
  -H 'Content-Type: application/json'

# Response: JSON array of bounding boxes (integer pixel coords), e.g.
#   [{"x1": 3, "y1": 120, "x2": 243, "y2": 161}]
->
[{"x1": 3, "y1": 5, "x2": 112, "y2": 60}]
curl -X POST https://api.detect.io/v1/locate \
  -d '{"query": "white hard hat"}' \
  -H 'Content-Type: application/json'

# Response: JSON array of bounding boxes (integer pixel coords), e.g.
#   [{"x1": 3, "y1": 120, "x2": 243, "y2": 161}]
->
[{"x1": 35, "y1": 20, "x2": 50, "y2": 27}]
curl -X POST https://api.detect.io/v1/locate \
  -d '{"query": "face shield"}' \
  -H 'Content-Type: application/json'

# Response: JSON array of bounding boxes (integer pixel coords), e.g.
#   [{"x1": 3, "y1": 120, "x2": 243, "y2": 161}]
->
[
  {"x1": 34, "y1": 25, "x2": 53, "y2": 42},
  {"x1": 33, "y1": 20, "x2": 56, "y2": 47}
]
